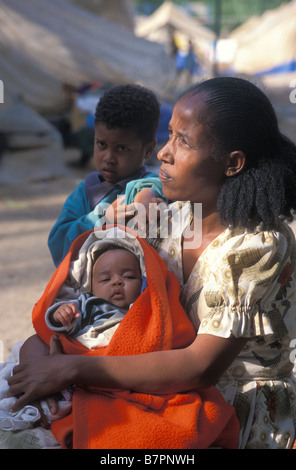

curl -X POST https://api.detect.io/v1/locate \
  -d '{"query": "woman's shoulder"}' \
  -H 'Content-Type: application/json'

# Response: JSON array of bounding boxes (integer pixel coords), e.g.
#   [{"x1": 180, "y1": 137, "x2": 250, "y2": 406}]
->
[{"x1": 214, "y1": 222, "x2": 296, "y2": 254}]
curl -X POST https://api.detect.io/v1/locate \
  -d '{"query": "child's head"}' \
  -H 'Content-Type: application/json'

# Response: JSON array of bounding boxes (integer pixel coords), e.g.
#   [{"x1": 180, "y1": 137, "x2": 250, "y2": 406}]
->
[
  {"x1": 91, "y1": 245, "x2": 142, "y2": 309},
  {"x1": 93, "y1": 84, "x2": 160, "y2": 183}
]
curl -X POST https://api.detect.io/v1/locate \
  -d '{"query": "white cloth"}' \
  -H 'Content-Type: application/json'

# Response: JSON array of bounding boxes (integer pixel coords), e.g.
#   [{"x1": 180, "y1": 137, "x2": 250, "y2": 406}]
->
[{"x1": 0, "y1": 341, "x2": 71, "y2": 432}]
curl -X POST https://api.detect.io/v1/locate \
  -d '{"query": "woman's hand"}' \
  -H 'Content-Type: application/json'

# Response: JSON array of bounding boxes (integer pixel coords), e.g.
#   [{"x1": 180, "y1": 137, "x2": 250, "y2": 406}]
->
[{"x1": 7, "y1": 336, "x2": 72, "y2": 412}]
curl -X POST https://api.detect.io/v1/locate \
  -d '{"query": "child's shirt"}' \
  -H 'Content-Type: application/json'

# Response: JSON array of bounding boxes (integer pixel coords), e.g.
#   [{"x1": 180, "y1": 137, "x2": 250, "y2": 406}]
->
[{"x1": 48, "y1": 167, "x2": 163, "y2": 266}]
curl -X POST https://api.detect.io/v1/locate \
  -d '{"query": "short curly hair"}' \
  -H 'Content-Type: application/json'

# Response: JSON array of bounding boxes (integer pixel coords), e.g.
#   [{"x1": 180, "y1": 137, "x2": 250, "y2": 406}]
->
[
  {"x1": 185, "y1": 76, "x2": 296, "y2": 230},
  {"x1": 95, "y1": 84, "x2": 160, "y2": 145}
]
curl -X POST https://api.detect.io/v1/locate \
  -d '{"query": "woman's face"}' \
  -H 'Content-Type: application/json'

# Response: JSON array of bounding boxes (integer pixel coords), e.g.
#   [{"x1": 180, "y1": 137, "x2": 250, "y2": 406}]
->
[{"x1": 157, "y1": 93, "x2": 227, "y2": 208}]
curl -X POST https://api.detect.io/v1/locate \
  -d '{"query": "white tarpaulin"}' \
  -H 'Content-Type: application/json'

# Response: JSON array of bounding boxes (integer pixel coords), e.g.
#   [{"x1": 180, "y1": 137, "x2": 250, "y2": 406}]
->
[
  {"x1": 0, "y1": 99, "x2": 65, "y2": 184},
  {"x1": 70, "y1": 0, "x2": 134, "y2": 31},
  {"x1": 230, "y1": 1, "x2": 296, "y2": 76},
  {"x1": 136, "y1": 1, "x2": 215, "y2": 62},
  {"x1": 0, "y1": 0, "x2": 175, "y2": 114}
]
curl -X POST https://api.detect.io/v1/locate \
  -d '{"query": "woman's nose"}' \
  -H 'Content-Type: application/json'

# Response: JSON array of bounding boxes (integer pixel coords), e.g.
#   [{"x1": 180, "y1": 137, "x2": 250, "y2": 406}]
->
[{"x1": 157, "y1": 141, "x2": 173, "y2": 164}]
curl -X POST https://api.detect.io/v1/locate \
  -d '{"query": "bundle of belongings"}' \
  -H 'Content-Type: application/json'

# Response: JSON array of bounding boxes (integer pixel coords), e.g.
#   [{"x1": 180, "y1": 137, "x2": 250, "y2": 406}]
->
[{"x1": 0, "y1": 226, "x2": 239, "y2": 449}]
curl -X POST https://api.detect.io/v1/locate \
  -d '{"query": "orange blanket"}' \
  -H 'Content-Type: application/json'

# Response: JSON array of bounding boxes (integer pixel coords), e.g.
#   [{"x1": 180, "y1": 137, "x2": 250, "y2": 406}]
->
[{"x1": 32, "y1": 225, "x2": 239, "y2": 449}]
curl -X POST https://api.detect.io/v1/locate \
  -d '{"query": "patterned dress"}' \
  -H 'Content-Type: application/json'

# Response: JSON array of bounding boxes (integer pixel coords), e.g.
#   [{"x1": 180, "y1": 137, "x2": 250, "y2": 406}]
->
[{"x1": 149, "y1": 202, "x2": 296, "y2": 448}]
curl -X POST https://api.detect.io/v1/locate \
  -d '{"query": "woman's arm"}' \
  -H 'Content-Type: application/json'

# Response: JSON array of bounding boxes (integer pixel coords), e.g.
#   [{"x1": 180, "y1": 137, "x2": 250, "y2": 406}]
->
[
  {"x1": 8, "y1": 333, "x2": 247, "y2": 411},
  {"x1": 19, "y1": 334, "x2": 50, "y2": 363},
  {"x1": 74, "y1": 333, "x2": 247, "y2": 393}
]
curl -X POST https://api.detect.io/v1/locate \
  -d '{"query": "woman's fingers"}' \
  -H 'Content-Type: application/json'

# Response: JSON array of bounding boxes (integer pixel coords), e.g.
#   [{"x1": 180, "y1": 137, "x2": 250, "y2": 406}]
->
[
  {"x1": 49, "y1": 335, "x2": 64, "y2": 355},
  {"x1": 9, "y1": 391, "x2": 34, "y2": 412}
]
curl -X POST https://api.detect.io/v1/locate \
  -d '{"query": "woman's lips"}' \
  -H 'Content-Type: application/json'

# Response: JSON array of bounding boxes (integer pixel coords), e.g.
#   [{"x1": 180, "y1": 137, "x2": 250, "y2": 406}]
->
[{"x1": 159, "y1": 167, "x2": 172, "y2": 182}]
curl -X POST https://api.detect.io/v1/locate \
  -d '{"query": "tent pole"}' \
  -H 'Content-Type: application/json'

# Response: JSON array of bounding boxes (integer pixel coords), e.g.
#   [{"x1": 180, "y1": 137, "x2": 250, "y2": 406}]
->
[{"x1": 213, "y1": 0, "x2": 222, "y2": 77}]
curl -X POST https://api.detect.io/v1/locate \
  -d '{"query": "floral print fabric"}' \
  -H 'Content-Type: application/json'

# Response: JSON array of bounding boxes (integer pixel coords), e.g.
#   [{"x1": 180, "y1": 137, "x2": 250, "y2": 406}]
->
[{"x1": 150, "y1": 202, "x2": 296, "y2": 448}]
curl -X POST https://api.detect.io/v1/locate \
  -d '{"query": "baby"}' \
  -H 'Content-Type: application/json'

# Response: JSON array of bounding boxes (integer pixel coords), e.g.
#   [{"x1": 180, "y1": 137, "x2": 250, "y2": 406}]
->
[{"x1": 45, "y1": 245, "x2": 143, "y2": 349}]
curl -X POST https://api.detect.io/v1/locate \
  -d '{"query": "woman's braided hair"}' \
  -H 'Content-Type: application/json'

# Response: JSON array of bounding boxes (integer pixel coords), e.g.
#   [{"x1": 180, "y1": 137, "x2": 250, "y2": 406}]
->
[{"x1": 187, "y1": 76, "x2": 296, "y2": 230}]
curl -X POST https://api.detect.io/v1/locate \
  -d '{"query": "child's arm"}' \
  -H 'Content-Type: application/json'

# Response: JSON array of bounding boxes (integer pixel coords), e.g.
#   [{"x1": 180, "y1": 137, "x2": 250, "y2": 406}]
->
[{"x1": 48, "y1": 182, "x2": 100, "y2": 267}]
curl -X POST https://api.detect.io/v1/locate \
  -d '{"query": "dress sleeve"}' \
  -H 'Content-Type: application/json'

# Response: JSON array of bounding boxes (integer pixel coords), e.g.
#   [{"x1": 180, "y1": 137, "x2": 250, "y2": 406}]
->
[{"x1": 197, "y1": 230, "x2": 294, "y2": 339}]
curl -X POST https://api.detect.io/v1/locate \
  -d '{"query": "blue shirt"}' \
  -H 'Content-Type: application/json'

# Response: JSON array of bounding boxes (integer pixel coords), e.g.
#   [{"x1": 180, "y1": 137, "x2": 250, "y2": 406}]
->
[{"x1": 48, "y1": 167, "x2": 163, "y2": 266}]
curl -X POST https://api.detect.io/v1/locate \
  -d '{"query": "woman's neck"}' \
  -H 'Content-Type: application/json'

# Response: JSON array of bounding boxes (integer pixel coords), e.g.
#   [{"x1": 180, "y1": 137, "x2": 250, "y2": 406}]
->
[
  {"x1": 190, "y1": 202, "x2": 225, "y2": 239},
  {"x1": 182, "y1": 205, "x2": 226, "y2": 283}
]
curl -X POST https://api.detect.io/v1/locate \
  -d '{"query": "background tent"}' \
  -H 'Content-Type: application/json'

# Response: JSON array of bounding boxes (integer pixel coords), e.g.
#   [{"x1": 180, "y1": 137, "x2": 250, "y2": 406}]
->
[
  {"x1": 0, "y1": 98, "x2": 65, "y2": 184},
  {"x1": 230, "y1": 0, "x2": 296, "y2": 76},
  {"x1": 0, "y1": 0, "x2": 175, "y2": 115},
  {"x1": 70, "y1": 0, "x2": 134, "y2": 32},
  {"x1": 135, "y1": 1, "x2": 215, "y2": 68}
]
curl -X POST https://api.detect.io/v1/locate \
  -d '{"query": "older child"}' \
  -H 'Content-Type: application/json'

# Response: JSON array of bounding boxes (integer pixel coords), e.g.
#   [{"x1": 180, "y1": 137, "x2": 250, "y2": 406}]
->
[{"x1": 48, "y1": 84, "x2": 164, "y2": 266}]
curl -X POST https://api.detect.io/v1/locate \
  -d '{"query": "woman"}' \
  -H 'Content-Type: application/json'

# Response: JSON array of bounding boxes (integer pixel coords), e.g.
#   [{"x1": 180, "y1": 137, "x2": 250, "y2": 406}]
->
[{"x1": 8, "y1": 77, "x2": 296, "y2": 448}]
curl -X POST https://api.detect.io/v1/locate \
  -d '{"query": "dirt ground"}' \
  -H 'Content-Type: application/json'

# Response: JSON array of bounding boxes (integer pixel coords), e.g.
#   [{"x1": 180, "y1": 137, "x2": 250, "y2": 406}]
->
[
  {"x1": 0, "y1": 76, "x2": 295, "y2": 361},
  {"x1": 0, "y1": 157, "x2": 90, "y2": 360}
]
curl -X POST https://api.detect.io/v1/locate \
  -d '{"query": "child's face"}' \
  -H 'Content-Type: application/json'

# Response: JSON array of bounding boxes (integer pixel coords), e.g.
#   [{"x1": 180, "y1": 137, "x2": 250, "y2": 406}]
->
[
  {"x1": 92, "y1": 249, "x2": 142, "y2": 309},
  {"x1": 93, "y1": 123, "x2": 154, "y2": 183}
]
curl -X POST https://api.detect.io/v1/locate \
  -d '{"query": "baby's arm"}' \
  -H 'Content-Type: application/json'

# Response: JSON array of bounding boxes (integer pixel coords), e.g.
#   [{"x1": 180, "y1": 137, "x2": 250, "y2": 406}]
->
[{"x1": 53, "y1": 303, "x2": 80, "y2": 328}]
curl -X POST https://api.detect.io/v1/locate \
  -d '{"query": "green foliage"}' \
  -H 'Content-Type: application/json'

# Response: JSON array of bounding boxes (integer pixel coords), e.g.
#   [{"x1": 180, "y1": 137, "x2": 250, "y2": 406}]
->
[
  {"x1": 134, "y1": 0, "x2": 289, "y2": 32},
  {"x1": 204, "y1": 0, "x2": 289, "y2": 31}
]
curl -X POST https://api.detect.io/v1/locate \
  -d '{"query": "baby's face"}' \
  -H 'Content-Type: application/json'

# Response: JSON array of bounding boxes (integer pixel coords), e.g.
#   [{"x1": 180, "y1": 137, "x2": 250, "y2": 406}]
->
[{"x1": 92, "y1": 249, "x2": 142, "y2": 309}]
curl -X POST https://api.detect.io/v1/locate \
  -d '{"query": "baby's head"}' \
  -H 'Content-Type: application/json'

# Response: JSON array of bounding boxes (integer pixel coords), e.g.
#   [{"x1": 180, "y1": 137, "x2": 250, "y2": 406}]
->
[{"x1": 91, "y1": 245, "x2": 142, "y2": 309}]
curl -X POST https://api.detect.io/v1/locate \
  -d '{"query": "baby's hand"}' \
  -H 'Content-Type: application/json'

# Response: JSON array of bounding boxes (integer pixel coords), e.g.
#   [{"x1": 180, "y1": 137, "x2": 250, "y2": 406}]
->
[{"x1": 53, "y1": 303, "x2": 80, "y2": 327}]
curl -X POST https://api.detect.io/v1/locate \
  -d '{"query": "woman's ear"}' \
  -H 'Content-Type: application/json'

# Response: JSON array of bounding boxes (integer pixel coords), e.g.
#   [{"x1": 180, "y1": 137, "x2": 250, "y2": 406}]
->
[{"x1": 224, "y1": 150, "x2": 246, "y2": 177}]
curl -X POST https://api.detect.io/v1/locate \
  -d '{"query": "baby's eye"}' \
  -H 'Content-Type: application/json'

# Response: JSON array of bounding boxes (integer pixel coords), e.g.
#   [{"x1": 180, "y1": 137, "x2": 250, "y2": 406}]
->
[{"x1": 99, "y1": 277, "x2": 110, "y2": 283}]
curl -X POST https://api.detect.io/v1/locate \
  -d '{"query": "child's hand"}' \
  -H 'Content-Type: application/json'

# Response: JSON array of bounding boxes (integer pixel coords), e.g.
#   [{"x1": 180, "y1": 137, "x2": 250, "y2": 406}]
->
[
  {"x1": 105, "y1": 195, "x2": 134, "y2": 224},
  {"x1": 53, "y1": 303, "x2": 80, "y2": 327}
]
